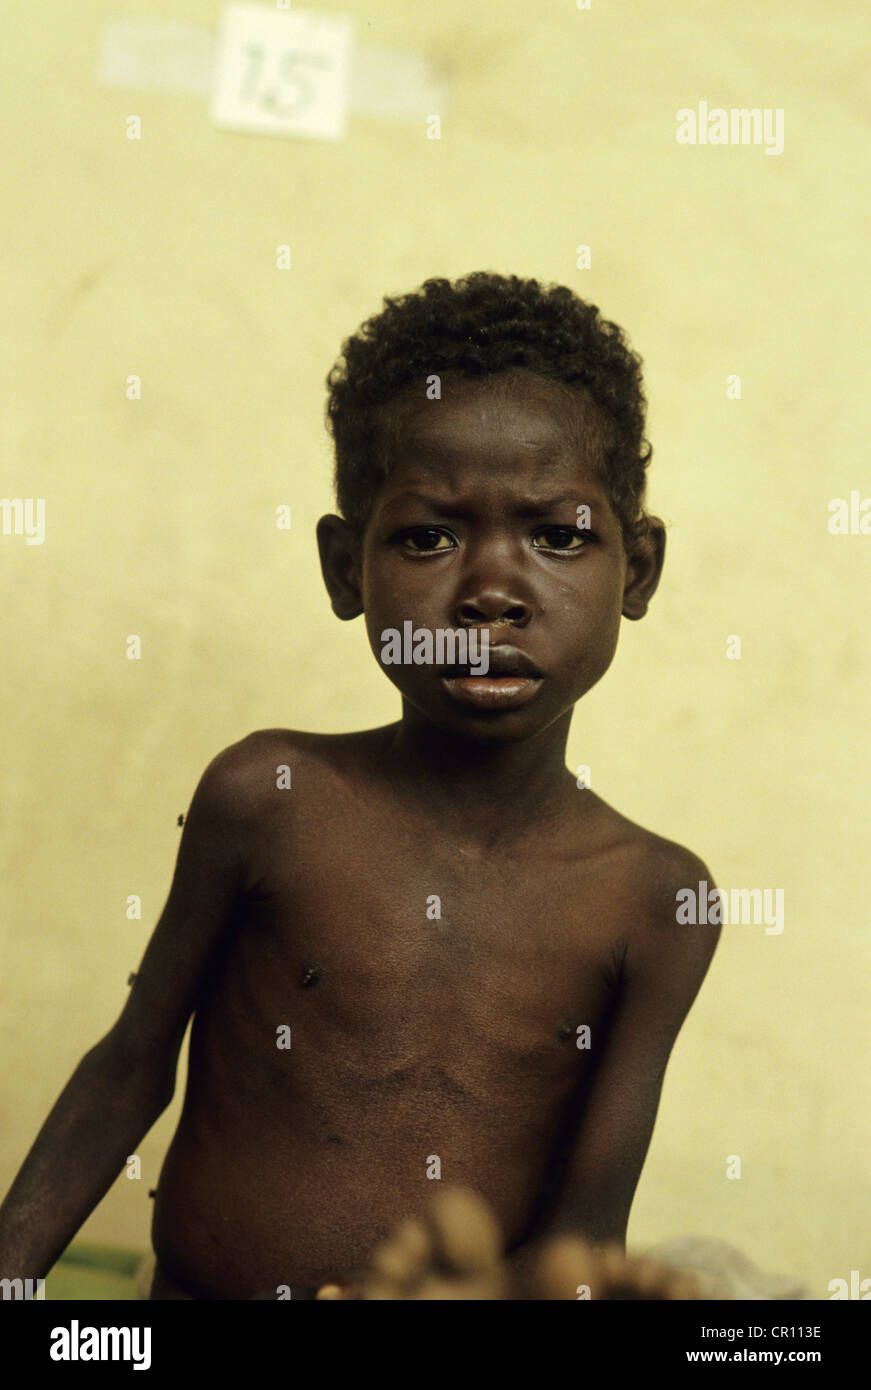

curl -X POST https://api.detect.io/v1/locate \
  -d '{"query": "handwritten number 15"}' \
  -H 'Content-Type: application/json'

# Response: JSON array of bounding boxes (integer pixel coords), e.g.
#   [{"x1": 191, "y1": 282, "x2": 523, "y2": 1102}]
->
[{"x1": 240, "y1": 43, "x2": 331, "y2": 116}]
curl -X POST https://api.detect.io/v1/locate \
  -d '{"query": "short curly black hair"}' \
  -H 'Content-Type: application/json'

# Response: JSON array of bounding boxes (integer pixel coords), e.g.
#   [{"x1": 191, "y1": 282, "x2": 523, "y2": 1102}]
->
[{"x1": 325, "y1": 271, "x2": 655, "y2": 549}]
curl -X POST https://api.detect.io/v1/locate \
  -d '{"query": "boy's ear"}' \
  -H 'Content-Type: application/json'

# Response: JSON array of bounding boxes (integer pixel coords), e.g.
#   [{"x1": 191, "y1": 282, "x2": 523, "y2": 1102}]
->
[
  {"x1": 622, "y1": 517, "x2": 666, "y2": 620},
  {"x1": 316, "y1": 514, "x2": 364, "y2": 620}
]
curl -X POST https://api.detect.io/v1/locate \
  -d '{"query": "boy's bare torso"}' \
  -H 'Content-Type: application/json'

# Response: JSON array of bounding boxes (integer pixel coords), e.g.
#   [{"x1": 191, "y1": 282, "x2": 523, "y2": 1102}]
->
[{"x1": 151, "y1": 727, "x2": 675, "y2": 1299}]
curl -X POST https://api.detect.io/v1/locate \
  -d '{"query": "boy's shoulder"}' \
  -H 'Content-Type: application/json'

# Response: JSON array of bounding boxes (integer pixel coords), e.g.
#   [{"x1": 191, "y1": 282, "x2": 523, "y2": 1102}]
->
[
  {"x1": 196, "y1": 726, "x2": 368, "y2": 815},
  {"x1": 582, "y1": 795, "x2": 715, "y2": 923},
  {"x1": 578, "y1": 800, "x2": 720, "y2": 994}
]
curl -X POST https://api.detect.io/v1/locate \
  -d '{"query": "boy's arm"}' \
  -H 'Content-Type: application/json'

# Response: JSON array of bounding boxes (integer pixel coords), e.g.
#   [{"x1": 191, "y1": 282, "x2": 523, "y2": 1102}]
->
[
  {"x1": 0, "y1": 741, "x2": 253, "y2": 1284},
  {"x1": 513, "y1": 847, "x2": 721, "y2": 1283}
]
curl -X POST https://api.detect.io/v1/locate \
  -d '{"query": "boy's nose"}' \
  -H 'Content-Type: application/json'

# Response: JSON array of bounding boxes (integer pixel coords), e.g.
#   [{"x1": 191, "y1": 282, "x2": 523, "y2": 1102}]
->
[
  {"x1": 455, "y1": 590, "x2": 532, "y2": 628},
  {"x1": 452, "y1": 538, "x2": 535, "y2": 626}
]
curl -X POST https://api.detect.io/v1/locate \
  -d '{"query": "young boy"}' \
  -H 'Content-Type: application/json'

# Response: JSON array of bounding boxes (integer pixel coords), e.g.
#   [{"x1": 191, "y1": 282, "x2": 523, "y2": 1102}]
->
[{"x1": 0, "y1": 271, "x2": 720, "y2": 1300}]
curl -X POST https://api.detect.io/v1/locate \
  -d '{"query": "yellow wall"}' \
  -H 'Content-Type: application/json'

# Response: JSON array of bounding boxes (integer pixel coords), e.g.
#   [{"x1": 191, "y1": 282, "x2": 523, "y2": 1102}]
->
[{"x1": 1, "y1": 0, "x2": 868, "y2": 1295}]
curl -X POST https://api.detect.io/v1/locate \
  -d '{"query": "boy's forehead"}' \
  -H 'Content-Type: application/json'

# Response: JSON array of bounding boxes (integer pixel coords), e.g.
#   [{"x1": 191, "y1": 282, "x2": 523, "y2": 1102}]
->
[
  {"x1": 398, "y1": 370, "x2": 589, "y2": 444},
  {"x1": 378, "y1": 371, "x2": 607, "y2": 501}
]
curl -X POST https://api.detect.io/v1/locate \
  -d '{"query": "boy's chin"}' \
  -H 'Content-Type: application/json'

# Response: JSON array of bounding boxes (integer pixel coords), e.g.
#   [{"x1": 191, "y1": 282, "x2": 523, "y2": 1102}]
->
[{"x1": 396, "y1": 679, "x2": 561, "y2": 740}]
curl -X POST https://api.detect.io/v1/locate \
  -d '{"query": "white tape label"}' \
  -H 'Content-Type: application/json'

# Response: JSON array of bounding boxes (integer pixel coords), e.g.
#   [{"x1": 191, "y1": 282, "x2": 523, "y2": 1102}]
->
[{"x1": 210, "y1": 4, "x2": 355, "y2": 142}]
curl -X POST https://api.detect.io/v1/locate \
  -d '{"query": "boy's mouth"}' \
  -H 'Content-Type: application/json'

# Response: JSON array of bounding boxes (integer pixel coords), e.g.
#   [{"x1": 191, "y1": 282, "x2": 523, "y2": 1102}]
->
[
  {"x1": 440, "y1": 646, "x2": 544, "y2": 680},
  {"x1": 439, "y1": 646, "x2": 544, "y2": 710}
]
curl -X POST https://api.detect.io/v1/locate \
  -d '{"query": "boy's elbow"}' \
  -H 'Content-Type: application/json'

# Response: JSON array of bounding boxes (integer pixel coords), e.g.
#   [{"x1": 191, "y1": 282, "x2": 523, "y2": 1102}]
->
[{"x1": 84, "y1": 1028, "x2": 177, "y2": 1117}]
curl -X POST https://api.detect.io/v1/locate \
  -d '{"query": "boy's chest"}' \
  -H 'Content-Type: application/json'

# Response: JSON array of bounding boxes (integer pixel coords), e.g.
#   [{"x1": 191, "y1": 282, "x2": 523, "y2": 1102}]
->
[{"x1": 227, "y1": 800, "x2": 631, "y2": 1070}]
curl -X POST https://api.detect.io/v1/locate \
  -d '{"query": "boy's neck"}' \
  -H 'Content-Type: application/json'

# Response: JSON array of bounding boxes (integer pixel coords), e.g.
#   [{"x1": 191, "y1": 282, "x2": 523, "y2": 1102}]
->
[{"x1": 379, "y1": 708, "x2": 579, "y2": 852}]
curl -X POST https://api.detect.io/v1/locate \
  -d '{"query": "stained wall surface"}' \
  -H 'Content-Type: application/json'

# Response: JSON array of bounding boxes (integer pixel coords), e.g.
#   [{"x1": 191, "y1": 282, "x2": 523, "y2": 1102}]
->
[{"x1": 1, "y1": 0, "x2": 868, "y2": 1295}]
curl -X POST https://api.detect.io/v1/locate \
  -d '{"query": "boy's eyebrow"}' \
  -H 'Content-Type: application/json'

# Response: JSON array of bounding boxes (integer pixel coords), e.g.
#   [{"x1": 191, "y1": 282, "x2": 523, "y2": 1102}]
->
[{"x1": 381, "y1": 491, "x2": 601, "y2": 517}]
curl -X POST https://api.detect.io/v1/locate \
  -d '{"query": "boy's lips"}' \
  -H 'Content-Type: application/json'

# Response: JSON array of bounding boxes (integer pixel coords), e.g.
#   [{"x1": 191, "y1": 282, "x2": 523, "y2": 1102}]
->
[
  {"x1": 439, "y1": 645, "x2": 544, "y2": 680},
  {"x1": 439, "y1": 645, "x2": 544, "y2": 709}
]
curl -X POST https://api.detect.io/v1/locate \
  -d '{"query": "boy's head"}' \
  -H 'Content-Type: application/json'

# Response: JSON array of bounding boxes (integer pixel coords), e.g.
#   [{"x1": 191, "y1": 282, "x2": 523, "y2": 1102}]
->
[
  {"x1": 317, "y1": 272, "x2": 665, "y2": 739},
  {"x1": 325, "y1": 271, "x2": 658, "y2": 553}
]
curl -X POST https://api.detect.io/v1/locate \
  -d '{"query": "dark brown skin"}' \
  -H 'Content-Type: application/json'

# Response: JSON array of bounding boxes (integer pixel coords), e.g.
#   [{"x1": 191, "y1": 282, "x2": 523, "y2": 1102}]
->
[{"x1": 0, "y1": 370, "x2": 720, "y2": 1299}]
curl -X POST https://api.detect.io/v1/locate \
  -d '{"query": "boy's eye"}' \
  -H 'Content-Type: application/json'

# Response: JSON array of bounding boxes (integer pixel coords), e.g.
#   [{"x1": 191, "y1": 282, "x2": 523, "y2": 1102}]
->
[
  {"x1": 531, "y1": 526, "x2": 591, "y2": 551},
  {"x1": 395, "y1": 526, "x2": 592, "y2": 553},
  {"x1": 398, "y1": 528, "x2": 455, "y2": 552}
]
